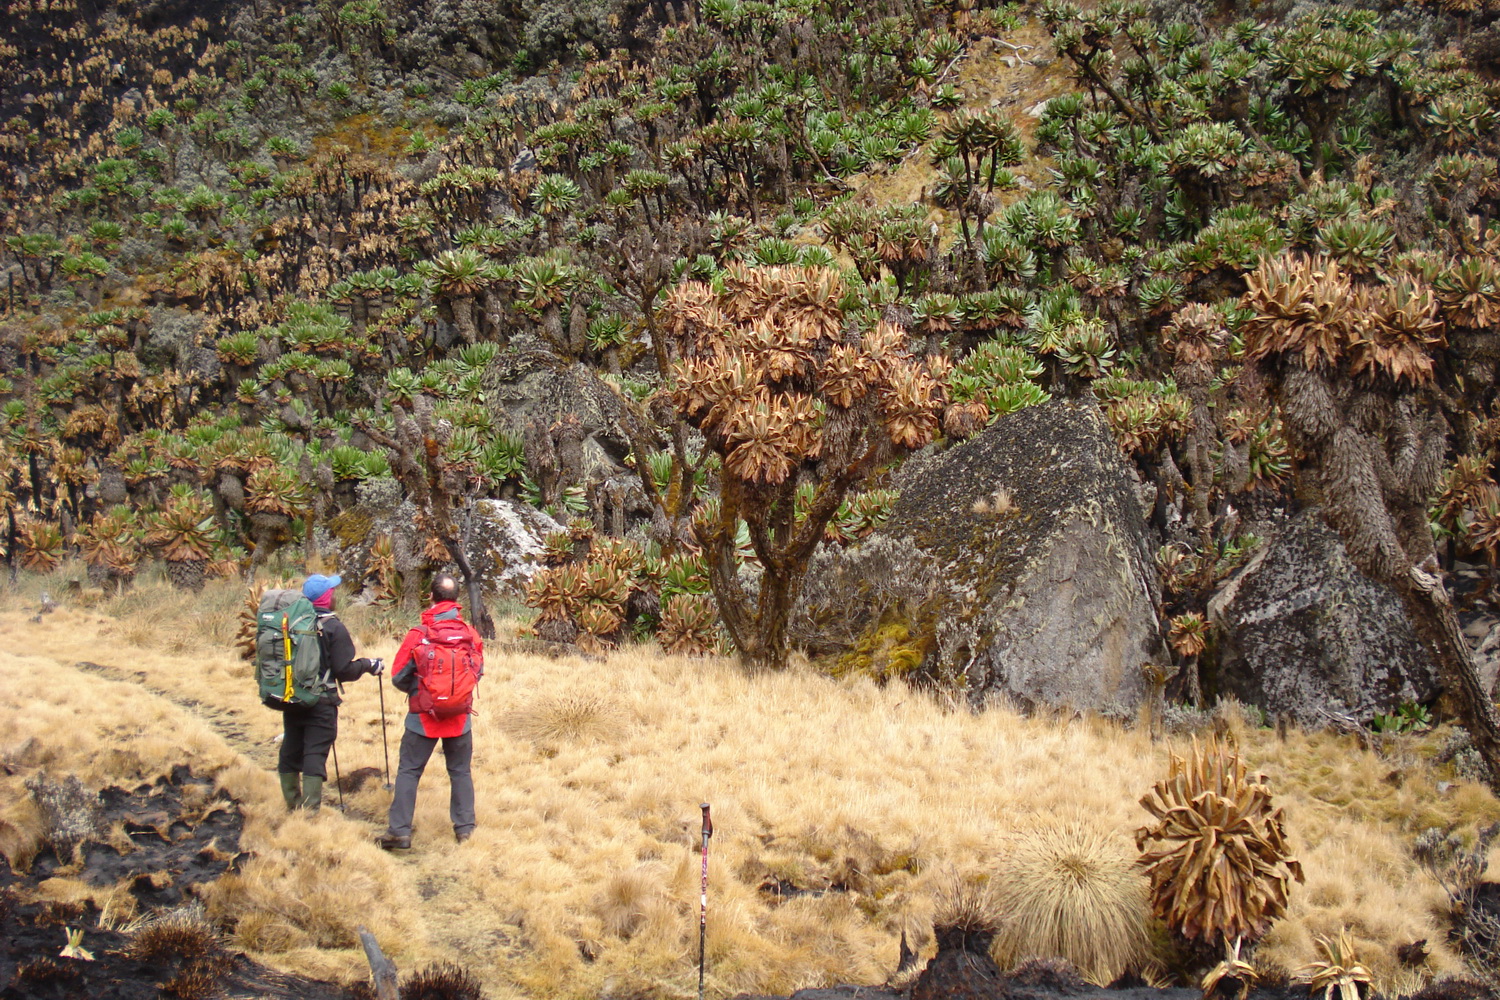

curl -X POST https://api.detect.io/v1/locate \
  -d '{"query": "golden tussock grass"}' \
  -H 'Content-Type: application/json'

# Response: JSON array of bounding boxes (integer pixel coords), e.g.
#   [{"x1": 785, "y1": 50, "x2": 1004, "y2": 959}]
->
[
  {"x1": 989, "y1": 818, "x2": 1151, "y2": 985},
  {"x1": 1, "y1": 569, "x2": 1497, "y2": 998},
  {"x1": 502, "y1": 691, "x2": 629, "y2": 751}
]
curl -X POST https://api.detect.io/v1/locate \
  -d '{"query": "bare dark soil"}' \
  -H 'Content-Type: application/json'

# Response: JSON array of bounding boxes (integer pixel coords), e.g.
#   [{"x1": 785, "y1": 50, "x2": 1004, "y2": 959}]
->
[
  {"x1": 735, "y1": 942, "x2": 1499, "y2": 1000},
  {"x1": 0, "y1": 767, "x2": 347, "y2": 1000},
  {"x1": 26, "y1": 765, "x2": 248, "y2": 909}
]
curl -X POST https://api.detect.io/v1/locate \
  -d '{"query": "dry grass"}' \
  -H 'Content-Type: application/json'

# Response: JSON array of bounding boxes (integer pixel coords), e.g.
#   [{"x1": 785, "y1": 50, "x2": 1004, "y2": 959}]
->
[
  {"x1": 0, "y1": 568, "x2": 1496, "y2": 997},
  {"x1": 989, "y1": 819, "x2": 1151, "y2": 985},
  {"x1": 129, "y1": 904, "x2": 219, "y2": 960},
  {"x1": 931, "y1": 868, "x2": 999, "y2": 934},
  {"x1": 502, "y1": 692, "x2": 628, "y2": 751}
]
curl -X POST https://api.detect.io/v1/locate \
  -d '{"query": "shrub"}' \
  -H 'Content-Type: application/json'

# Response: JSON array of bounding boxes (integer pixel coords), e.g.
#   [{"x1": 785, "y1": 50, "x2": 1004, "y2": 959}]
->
[{"x1": 1135, "y1": 737, "x2": 1303, "y2": 951}]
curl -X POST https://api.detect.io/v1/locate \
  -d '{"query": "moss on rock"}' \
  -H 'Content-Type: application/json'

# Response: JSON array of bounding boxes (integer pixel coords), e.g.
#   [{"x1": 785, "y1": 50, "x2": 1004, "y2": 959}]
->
[
  {"x1": 326, "y1": 509, "x2": 374, "y2": 548},
  {"x1": 834, "y1": 619, "x2": 935, "y2": 682},
  {"x1": 799, "y1": 398, "x2": 1166, "y2": 713}
]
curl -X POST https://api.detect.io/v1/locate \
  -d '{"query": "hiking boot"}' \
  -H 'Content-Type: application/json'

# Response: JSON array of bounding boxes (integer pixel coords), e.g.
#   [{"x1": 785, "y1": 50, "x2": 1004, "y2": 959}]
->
[
  {"x1": 377, "y1": 833, "x2": 412, "y2": 850},
  {"x1": 299, "y1": 776, "x2": 323, "y2": 813},
  {"x1": 455, "y1": 829, "x2": 473, "y2": 844},
  {"x1": 278, "y1": 773, "x2": 302, "y2": 812}
]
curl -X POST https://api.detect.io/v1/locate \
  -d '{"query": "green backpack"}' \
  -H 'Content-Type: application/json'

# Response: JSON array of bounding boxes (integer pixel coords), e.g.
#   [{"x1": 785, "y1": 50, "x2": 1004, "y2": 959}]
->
[{"x1": 255, "y1": 589, "x2": 326, "y2": 709}]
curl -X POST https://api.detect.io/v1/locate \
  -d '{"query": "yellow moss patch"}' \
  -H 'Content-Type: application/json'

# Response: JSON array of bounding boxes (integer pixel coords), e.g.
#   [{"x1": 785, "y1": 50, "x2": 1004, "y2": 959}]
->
[
  {"x1": 834, "y1": 619, "x2": 932, "y2": 681},
  {"x1": 325, "y1": 508, "x2": 374, "y2": 547},
  {"x1": 311, "y1": 113, "x2": 411, "y2": 159}
]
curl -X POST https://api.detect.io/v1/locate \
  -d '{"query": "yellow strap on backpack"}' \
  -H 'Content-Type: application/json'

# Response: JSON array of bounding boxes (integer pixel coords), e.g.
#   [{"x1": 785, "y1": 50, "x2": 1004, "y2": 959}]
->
[{"x1": 281, "y1": 612, "x2": 294, "y2": 702}]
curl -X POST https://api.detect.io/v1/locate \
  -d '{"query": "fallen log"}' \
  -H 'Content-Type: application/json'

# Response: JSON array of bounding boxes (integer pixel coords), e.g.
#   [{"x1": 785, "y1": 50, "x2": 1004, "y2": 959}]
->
[{"x1": 357, "y1": 926, "x2": 398, "y2": 1000}]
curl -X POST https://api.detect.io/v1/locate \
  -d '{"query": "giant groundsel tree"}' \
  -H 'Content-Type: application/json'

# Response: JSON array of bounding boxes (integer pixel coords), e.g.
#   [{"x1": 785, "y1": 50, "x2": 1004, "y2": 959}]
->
[{"x1": 664, "y1": 263, "x2": 944, "y2": 668}]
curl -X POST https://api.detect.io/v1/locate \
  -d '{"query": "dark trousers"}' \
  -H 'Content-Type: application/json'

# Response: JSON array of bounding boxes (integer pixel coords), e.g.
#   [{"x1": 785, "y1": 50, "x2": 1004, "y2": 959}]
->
[
  {"x1": 386, "y1": 728, "x2": 475, "y2": 838},
  {"x1": 278, "y1": 700, "x2": 338, "y2": 779}
]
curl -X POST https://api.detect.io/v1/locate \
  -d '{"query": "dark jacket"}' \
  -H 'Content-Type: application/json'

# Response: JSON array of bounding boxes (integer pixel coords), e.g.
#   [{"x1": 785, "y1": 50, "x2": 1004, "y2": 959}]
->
[{"x1": 315, "y1": 611, "x2": 371, "y2": 706}]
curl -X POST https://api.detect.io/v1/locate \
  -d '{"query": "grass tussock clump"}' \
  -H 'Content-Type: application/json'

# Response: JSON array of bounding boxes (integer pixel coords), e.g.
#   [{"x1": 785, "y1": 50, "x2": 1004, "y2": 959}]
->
[
  {"x1": 502, "y1": 691, "x2": 629, "y2": 750},
  {"x1": 989, "y1": 819, "x2": 1151, "y2": 986},
  {"x1": 129, "y1": 905, "x2": 219, "y2": 960},
  {"x1": 592, "y1": 863, "x2": 675, "y2": 941},
  {"x1": 930, "y1": 869, "x2": 1000, "y2": 943},
  {"x1": 400, "y1": 962, "x2": 488, "y2": 1000}
]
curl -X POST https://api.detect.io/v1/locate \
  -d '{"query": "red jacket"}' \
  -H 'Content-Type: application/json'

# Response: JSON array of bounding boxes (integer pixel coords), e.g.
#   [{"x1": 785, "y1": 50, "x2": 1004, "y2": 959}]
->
[{"x1": 390, "y1": 601, "x2": 485, "y2": 738}]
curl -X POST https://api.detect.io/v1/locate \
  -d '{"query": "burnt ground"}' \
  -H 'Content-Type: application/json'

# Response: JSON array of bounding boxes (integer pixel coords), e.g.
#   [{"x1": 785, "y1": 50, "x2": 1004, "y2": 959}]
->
[
  {"x1": 734, "y1": 939, "x2": 1500, "y2": 1000},
  {"x1": 25, "y1": 764, "x2": 250, "y2": 909},
  {"x1": 0, "y1": 766, "x2": 348, "y2": 1000}
]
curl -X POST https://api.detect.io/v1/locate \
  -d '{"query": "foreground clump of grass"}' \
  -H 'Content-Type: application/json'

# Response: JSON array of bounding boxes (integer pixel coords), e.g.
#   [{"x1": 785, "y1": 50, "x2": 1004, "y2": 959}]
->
[{"x1": 0, "y1": 572, "x2": 1496, "y2": 997}]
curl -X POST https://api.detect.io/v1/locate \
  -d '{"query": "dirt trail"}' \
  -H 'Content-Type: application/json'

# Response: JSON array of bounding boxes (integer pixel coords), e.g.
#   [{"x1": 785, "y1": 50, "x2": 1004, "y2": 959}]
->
[
  {"x1": 70, "y1": 659, "x2": 277, "y2": 768},
  {"x1": 1, "y1": 606, "x2": 398, "y2": 786}
]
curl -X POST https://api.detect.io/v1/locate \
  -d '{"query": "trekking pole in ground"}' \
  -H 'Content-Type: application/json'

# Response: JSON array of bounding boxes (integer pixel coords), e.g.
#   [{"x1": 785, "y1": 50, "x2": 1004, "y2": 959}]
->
[
  {"x1": 376, "y1": 659, "x2": 392, "y2": 790},
  {"x1": 330, "y1": 740, "x2": 346, "y2": 812},
  {"x1": 698, "y1": 802, "x2": 713, "y2": 1000}
]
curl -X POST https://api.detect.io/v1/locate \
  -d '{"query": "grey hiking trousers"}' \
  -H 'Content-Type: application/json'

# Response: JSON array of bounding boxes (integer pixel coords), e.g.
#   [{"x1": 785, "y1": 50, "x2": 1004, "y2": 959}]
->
[{"x1": 386, "y1": 729, "x2": 475, "y2": 838}]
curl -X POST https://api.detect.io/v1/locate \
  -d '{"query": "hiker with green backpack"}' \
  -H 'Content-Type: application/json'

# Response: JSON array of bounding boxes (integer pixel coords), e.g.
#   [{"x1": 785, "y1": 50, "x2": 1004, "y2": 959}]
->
[{"x1": 256, "y1": 574, "x2": 380, "y2": 812}]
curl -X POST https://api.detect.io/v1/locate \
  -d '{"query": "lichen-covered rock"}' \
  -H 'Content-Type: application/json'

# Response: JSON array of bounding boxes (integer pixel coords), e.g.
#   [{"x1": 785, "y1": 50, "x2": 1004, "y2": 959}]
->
[
  {"x1": 799, "y1": 399, "x2": 1165, "y2": 714},
  {"x1": 24, "y1": 771, "x2": 103, "y2": 861},
  {"x1": 484, "y1": 355, "x2": 633, "y2": 477},
  {"x1": 331, "y1": 486, "x2": 559, "y2": 604},
  {"x1": 469, "y1": 498, "x2": 561, "y2": 600},
  {"x1": 1477, "y1": 624, "x2": 1500, "y2": 700},
  {"x1": 1206, "y1": 510, "x2": 1440, "y2": 726}
]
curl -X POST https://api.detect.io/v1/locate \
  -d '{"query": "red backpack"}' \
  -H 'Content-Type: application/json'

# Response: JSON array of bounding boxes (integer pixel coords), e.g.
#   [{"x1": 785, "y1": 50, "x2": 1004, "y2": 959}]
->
[{"x1": 410, "y1": 618, "x2": 482, "y2": 719}]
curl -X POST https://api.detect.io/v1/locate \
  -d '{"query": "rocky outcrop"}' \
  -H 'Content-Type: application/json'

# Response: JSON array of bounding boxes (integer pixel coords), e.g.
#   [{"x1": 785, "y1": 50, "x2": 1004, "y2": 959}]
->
[
  {"x1": 797, "y1": 399, "x2": 1166, "y2": 714},
  {"x1": 484, "y1": 354, "x2": 635, "y2": 479},
  {"x1": 469, "y1": 498, "x2": 562, "y2": 599},
  {"x1": 1207, "y1": 511, "x2": 1440, "y2": 726},
  {"x1": 326, "y1": 478, "x2": 559, "y2": 603}
]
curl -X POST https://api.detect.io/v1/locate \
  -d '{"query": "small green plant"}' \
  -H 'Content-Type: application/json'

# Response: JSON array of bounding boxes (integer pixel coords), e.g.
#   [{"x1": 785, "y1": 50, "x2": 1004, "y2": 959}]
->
[{"x1": 1371, "y1": 702, "x2": 1433, "y2": 733}]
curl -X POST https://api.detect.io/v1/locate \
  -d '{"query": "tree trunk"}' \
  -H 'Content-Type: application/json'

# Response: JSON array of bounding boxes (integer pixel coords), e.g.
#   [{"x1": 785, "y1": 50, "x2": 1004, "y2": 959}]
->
[
  {"x1": 5, "y1": 505, "x2": 15, "y2": 583},
  {"x1": 703, "y1": 526, "x2": 755, "y2": 656},
  {"x1": 1395, "y1": 565, "x2": 1500, "y2": 792},
  {"x1": 442, "y1": 533, "x2": 494, "y2": 640},
  {"x1": 744, "y1": 570, "x2": 799, "y2": 669}
]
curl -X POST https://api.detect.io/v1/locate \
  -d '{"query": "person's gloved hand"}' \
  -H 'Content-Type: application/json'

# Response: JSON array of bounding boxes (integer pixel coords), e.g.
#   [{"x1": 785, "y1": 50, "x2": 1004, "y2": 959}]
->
[{"x1": 367, "y1": 657, "x2": 384, "y2": 676}]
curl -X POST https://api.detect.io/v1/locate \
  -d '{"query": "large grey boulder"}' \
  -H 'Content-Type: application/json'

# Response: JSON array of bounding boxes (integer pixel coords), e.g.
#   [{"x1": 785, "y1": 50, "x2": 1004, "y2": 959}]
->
[
  {"x1": 469, "y1": 498, "x2": 562, "y2": 600},
  {"x1": 1207, "y1": 511, "x2": 1440, "y2": 726},
  {"x1": 797, "y1": 398, "x2": 1166, "y2": 714}
]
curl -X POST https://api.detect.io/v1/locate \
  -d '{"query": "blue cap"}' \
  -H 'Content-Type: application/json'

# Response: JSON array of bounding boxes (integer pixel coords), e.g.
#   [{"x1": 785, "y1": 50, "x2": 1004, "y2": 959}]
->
[{"x1": 302, "y1": 574, "x2": 342, "y2": 599}]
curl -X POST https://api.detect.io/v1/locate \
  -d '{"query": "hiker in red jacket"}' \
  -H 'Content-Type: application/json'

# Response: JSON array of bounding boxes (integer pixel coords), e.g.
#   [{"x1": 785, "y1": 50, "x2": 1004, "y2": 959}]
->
[{"x1": 378, "y1": 574, "x2": 484, "y2": 849}]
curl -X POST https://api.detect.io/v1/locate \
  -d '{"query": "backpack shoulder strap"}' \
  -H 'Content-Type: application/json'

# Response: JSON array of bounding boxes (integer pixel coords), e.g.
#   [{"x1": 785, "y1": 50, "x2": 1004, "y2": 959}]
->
[{"x1": 314, "y1": 611, "x2": 336, "y2": 686}]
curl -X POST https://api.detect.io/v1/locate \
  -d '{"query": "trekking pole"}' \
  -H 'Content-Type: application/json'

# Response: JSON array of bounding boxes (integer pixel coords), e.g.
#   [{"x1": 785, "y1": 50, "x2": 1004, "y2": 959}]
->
[
  {"x1": 330, "y1": 740, "x2": 345, "y2": 813},
  {"x1": 698, "y1": 802, "x2": 713, "y2": 1000},
  {"x1": 376, "y1": 661, "x2": 392, "y2": 790}
]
